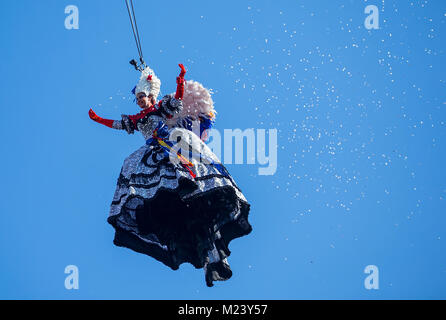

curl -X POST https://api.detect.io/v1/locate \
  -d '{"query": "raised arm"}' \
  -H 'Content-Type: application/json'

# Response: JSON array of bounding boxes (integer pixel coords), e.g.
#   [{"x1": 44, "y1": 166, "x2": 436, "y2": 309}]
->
[
  {"x1": 154, "y1": 64, "x2": 186, "y2": 120},
  {"x1": 175, "y1": 63, "x2": 186, "y2": 100}
]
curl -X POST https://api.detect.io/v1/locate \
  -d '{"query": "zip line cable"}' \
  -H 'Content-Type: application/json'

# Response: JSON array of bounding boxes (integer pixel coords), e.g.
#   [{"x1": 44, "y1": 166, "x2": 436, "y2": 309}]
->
[
  {"x1": 125, "y1": 0, "x2": 146, "y2": 70},
  {"x1": 130, "y1": 0, "x2": 144, "y2": 62},
  {"x1": 125, "y1": 0, "x2": 141, "y2": 57}
]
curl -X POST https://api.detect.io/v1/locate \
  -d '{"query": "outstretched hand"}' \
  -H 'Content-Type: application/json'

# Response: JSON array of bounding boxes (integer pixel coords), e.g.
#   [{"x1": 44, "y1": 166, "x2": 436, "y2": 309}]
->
[
  {"x1": 88, "y1": 108, "x2": 114, "y2": 128},
  {"x1": 88, "y1": 108, "x2": 100, "y2": 121}
]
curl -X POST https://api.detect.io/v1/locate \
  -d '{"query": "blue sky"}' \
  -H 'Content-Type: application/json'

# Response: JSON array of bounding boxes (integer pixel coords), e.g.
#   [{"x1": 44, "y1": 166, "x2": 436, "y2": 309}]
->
[{"x1": 0, "y1": 0, "x2": 445, "y2": 299}]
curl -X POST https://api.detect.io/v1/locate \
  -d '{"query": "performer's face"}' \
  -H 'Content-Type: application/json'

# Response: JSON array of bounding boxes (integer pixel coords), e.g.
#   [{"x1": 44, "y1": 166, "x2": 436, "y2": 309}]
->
[{"x1": 136, "y1": 92, "x2": 155, "y2": 109}]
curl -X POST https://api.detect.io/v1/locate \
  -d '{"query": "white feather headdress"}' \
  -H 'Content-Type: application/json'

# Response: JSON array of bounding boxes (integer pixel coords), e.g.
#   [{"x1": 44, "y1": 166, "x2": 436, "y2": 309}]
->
[{"x1": 133, "y1": 66, "x2": 161, "y2": 99}]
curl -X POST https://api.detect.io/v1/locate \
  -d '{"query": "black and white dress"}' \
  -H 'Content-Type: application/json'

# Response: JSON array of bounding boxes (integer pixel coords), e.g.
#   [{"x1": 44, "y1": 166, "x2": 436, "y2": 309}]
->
[{"x1": 106, "y1": 94, "x2": 252, "y2": 287}]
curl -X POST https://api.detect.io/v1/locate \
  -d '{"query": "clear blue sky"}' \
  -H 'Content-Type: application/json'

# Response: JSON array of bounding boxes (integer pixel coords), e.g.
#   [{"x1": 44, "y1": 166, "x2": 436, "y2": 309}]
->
[{"x1": 1, "y1": 0, "x2": 445, "y2": 299}]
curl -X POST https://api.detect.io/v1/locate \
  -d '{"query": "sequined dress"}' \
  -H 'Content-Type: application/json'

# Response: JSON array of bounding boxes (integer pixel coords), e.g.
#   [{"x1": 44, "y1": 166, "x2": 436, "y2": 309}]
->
[{"x1": 106, "y1": 94, "x2": 252, "y2": 287}]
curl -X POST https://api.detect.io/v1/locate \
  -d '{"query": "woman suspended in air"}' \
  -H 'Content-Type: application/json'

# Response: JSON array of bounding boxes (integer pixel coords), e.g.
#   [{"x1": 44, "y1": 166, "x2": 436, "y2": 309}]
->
[{"x1": 88, "y1": 63, "x2": 252, "y2": 287}]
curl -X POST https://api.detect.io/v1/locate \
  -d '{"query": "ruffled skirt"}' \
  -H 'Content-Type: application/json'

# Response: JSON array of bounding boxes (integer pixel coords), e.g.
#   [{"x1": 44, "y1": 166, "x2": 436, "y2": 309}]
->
[{"x1": 107, "y1": 128, "x2": 252, "y2": 287}]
